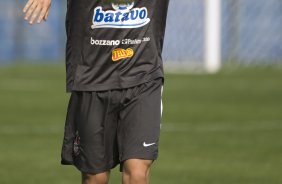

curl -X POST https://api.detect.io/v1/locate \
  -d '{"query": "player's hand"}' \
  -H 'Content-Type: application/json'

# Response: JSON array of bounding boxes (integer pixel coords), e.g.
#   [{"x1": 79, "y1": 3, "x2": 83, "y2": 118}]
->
[{"x1": 23, "y1": 0, "x2": 51, "y2": 24}]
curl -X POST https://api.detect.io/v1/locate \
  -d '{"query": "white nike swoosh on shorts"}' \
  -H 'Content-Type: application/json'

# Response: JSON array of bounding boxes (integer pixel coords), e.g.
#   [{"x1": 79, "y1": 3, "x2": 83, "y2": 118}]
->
[{"x1": 143, "y1": 142, "x2": 156, "y2": 147}]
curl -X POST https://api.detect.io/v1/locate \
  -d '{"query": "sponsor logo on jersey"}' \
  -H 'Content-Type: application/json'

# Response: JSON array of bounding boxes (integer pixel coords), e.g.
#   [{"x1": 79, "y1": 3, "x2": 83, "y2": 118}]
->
[
  {"x1": 112, "y1": 48, "x2": 134, "y2": 61},
  {"x1": 92, "y1": 2, "x2": 150, "y2": 29},
  {"x1": 91, "y1": 37, "x2": 120, "y2": 46}
]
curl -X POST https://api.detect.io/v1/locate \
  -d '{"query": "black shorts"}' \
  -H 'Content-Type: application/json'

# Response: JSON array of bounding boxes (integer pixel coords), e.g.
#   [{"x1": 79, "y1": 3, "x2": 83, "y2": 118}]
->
[{"x1": 61, "y1": 78, "x2": 163, "y2": 174}]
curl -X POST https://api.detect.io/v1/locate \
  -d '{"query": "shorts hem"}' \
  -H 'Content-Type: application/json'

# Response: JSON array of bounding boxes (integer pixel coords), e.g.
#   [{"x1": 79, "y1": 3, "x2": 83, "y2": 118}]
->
[
  {"x1": 61, "y1": 160, "x2": 74, "y2": 165},
  {"x1": 74, "y1": 162, "x2": 120, "y2": 175},
  {"x1": 121, "y1": 155, "x2": 158, "y2": 163}
]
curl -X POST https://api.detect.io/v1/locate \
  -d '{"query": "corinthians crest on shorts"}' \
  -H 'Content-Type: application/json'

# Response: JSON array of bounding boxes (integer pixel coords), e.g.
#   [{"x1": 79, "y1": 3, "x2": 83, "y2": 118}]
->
[
  {"x1": 73, "y1": 131, "x2": 81, "y2": 156},
  {"x1": 92, "y1": 2, "x2": 150, "y2": 29}
]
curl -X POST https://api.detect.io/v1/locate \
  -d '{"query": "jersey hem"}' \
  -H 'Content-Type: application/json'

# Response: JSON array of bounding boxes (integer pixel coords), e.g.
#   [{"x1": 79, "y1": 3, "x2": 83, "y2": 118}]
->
[{"x1": 66, "y1": 72, "x2": 164, "y2": 92}]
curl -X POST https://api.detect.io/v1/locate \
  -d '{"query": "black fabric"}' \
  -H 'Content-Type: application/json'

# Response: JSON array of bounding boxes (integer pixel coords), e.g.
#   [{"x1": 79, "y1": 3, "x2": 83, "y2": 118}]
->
[
  {"x1": 61, "y1": 78, "x2": 163, "y2": 174},
  {"x1": 65, "y1": 0, "x2": 170, "y2": 92}
]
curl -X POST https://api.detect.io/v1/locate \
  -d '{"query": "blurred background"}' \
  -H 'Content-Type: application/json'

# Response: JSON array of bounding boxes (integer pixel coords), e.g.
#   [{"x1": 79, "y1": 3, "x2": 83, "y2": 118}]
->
[{"x1": 0, "y1": 0, "x2": 282, "y2": 184}]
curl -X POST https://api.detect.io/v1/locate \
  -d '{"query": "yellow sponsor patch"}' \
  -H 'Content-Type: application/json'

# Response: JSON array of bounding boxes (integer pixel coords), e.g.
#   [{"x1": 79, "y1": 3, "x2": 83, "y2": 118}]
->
[{"x1": 112, "y1": 48, "x2": 134, "y2": 62}]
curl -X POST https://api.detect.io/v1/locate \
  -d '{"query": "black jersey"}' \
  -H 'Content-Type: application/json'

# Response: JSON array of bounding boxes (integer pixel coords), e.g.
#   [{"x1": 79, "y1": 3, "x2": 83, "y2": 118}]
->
[{"x1": 65, "y1": 0, "x2": 170, "y2": 92}]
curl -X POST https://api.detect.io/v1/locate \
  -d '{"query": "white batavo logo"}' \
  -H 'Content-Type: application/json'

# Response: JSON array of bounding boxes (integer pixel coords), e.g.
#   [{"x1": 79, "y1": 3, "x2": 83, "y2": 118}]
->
[{"x1": 92, "y1": 2, "x2": 150, "y2": 29}]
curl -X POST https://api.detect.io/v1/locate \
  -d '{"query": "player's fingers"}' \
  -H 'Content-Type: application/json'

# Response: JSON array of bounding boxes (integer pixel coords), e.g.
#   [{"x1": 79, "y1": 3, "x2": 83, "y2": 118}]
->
[
  {"x1": 24, "y1": 1, "x2": 38, "y2": 21},
  {"x1": 37, "y1": 6, "x2": 48, "y2": 23},
  {"x1": 30, "y1": 4, "x2": 43, "y2": 24},
  {"x1": 23, "y1": 0, "x2": 34, "y2": 13},
  {"x1": 43, "y1": 7, "x2": 50, "y2": 21}
]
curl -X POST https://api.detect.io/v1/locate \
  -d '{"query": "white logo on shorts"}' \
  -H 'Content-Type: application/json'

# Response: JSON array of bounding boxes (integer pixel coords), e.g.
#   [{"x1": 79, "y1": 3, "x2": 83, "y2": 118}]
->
[{"x1": 143, "y1": 142, "x2": 156, "y2": 147}]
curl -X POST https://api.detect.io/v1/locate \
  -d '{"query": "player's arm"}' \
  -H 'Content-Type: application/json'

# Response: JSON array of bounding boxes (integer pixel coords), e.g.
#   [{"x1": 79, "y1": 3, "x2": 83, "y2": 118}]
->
[{"x1": 23, "y1": 0, "x2": 51, "y2": 24}]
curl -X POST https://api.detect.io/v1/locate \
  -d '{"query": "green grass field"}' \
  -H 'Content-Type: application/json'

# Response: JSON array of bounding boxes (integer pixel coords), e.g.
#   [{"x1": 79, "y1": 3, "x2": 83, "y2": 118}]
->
[{"x1": 0, "y1": 64, "x2": 282, "y2": 184}]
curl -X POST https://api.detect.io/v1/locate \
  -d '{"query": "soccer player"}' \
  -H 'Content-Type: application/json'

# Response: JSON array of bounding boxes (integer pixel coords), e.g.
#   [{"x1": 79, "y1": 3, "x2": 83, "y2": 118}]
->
[{"x1": 23, "y1": 0, "x2": 170, "y2": 183}]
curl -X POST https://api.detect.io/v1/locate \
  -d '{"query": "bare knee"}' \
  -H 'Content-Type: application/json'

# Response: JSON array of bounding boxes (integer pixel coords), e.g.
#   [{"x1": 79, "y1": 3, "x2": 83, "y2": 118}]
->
[
  {"x1": 82, "y1": 172, "x2": 110, "y2": 184},
  {"x1": 122, "y1": 159, "x2": 153, "y2": 184},
  {"x1": 126, "y1": 169, "x2": 147, "y2": 182}
]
